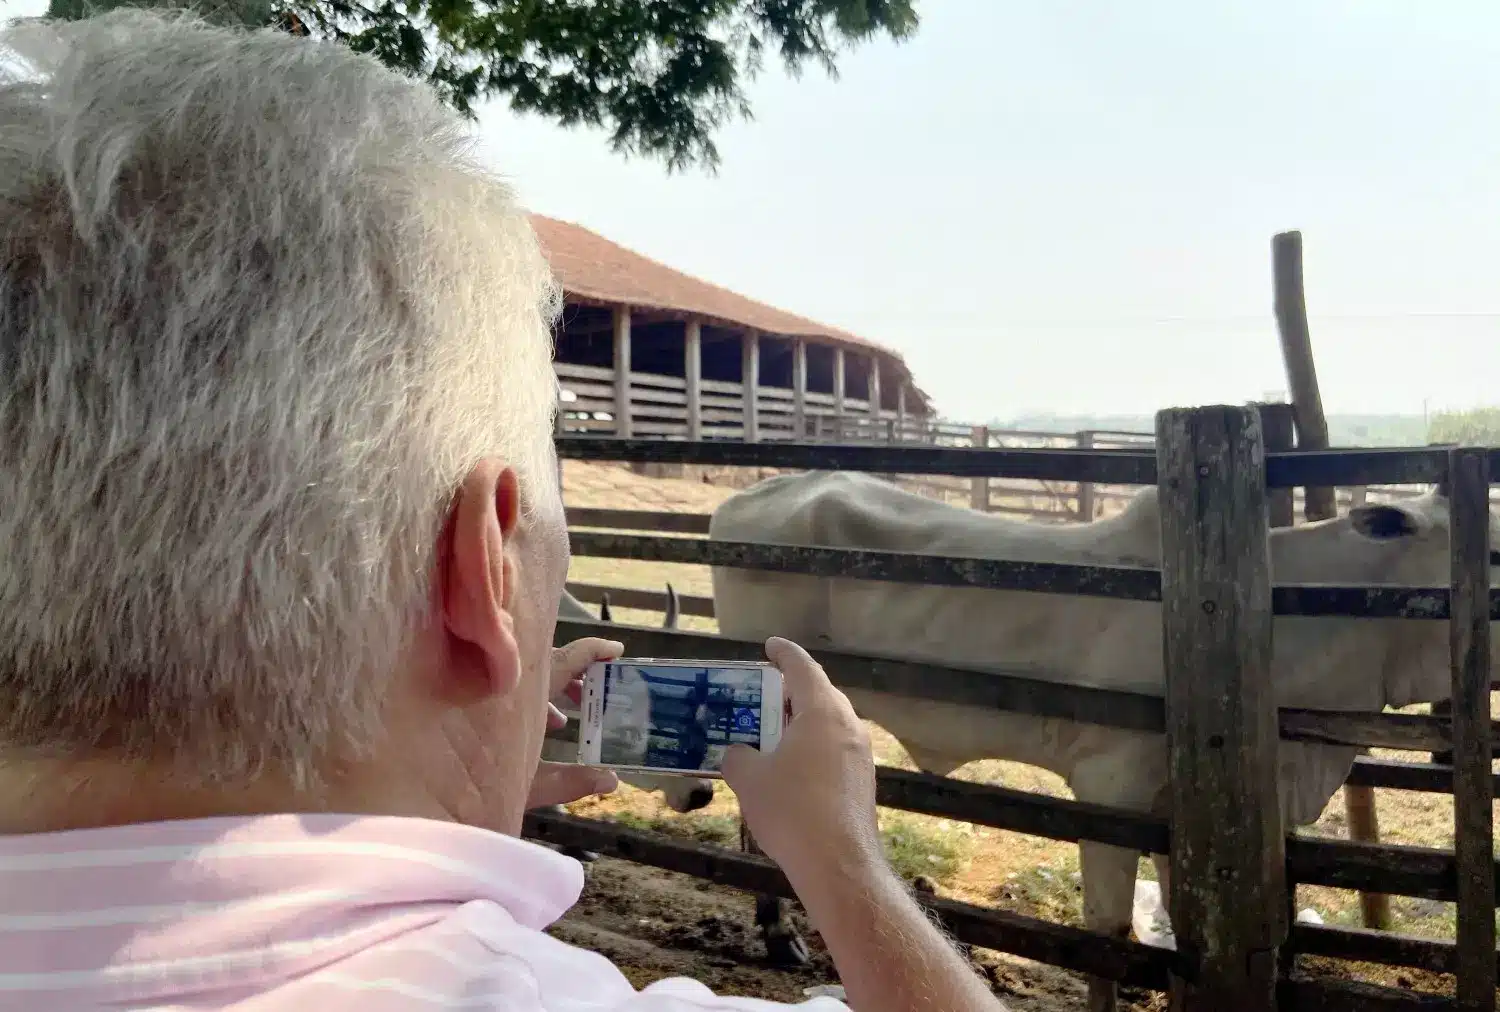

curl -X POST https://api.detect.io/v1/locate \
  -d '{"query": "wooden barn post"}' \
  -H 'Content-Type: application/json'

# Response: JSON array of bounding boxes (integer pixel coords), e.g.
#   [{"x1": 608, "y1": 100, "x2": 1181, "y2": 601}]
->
[
  {"x1": 969, "y1": 425, "x2": 989, "y2": 511},
  {"x1": 685, "y1": 319, "x2": 703, "y2": 441},
  {"x1": 742, "y1": 330, "x2": 760, "y2": 443},
  {"x1": 792, "y1": 338, "x2": 808, "y2": 440},
  {"x1": 1157, "y1": 405, "x2": 1284, "y2": 1012},
  {"x1": 1446, "y1": 446, "x2": 1495, "y2": 1010},
  {"x1": 832, "y1": 346, "x2": 847, "y2": 440},
  {"x1": 1272, "y1": 229, "x2": 1390, "y2": 929},
  {"x1": 612, "y1": 306, "x2": 632, "y2": 438},
  {"x1": 868, "y1": 354, "x2": 883, "y2": 436},
  {"x1": 896, "y1": 382, "x2": 908, "y2": 442}
]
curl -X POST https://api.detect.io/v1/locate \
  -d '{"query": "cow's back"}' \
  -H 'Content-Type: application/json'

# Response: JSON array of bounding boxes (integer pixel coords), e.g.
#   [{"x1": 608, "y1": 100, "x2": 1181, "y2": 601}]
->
[{"x1": 709, "y1": 472, "x2": 1164, "y2": 693}]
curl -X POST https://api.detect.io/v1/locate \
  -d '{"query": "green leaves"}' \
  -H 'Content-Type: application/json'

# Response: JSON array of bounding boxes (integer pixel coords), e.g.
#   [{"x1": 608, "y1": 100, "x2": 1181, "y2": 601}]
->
[{"x1": 47, "y1": 0, "x2": 919, "y2": 172}]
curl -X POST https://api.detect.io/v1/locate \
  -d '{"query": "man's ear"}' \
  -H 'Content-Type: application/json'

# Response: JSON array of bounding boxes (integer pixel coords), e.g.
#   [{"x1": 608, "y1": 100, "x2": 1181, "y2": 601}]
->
[{"x1": 438, "y1": 461, "x2": 523, "y2": 704}]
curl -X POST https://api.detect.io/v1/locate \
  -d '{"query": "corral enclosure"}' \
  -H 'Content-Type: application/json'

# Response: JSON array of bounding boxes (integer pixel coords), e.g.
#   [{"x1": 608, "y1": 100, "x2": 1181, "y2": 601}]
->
[
  {"x1": 533, "y1": 218, "x2": 1496, "y2": 1010},
  {"x1": 540, "y1": 413, "x2": 1500, "y2": 1012},
  {"x1": 540, "y1": 416, "x2": 1500, "y2": 1012}
]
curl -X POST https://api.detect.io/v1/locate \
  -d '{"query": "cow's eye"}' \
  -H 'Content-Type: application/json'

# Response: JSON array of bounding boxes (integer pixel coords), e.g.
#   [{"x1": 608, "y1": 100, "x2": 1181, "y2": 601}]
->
[{"x1": 1350, "y1": 505, "x2": 1418, "y2": 540}]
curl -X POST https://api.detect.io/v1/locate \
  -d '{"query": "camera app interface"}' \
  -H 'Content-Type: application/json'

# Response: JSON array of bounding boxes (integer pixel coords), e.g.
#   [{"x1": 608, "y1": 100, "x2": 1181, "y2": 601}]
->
[{"x1": 598, "y1": 663, "x2": 764, "y2": 772}]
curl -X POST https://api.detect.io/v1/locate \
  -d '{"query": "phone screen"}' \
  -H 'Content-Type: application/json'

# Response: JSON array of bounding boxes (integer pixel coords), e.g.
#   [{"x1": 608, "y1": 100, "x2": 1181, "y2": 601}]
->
[{"x1": 595, "y1": 662, "x2": 769, "y2": 773}]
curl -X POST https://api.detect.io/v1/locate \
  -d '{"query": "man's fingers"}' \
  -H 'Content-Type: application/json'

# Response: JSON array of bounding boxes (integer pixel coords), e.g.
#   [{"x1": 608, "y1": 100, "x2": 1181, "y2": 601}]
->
[
  {"x1": 551, "y1": 638, "x2": 624, "y2": 693},
  {"x1": 764, "y1": 637, "x2": 833, "y2": 713},
  {"x1": 527, "y1": 762, "x2": 618, "y2": 810}
]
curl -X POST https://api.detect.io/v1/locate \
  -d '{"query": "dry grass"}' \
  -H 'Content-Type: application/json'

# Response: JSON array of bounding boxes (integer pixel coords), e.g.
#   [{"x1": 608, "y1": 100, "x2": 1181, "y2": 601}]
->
[{"x1": 562, "y1": 459, "x2": 1497, "y2": 996}]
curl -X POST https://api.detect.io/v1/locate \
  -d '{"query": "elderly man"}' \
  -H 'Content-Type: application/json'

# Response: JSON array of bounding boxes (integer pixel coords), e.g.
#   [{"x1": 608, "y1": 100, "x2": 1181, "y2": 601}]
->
[{"x1": 0, "y1": 12, "x2": 1007, "y2": 1012}]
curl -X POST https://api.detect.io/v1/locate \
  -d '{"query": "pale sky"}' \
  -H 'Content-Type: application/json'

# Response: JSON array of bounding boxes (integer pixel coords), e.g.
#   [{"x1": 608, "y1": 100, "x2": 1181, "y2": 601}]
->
[{"x1": 8, "y1": 0, "x2": 1500, "y2": 422}]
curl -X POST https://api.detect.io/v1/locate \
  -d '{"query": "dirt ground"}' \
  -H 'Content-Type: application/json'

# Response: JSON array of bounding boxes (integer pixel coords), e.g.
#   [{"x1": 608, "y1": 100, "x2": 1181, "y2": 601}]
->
[
  {"x1": 557, "y1": 459, "x2": 1491, "y2": 1008},
  {"x1": 547, "y1": 855, "x2": 1160, "y2": 1011}
]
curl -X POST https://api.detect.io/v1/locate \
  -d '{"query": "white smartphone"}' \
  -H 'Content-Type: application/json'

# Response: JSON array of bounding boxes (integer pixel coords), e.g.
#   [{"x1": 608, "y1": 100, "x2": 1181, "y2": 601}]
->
[{"x1": 578, "y1": 658, "x2": 785, "y2": 779}]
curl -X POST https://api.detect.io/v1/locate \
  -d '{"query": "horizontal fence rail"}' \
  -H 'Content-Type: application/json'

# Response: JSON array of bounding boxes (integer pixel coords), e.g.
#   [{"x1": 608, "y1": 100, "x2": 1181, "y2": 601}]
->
[
  {"x1": 557, "y1": 435, "x2": 1500, "y2": 487},
  {"x1": 557, "y1": 619, "x2": 1498, "y2": 756},
  {"x1": 568, "y1": 529, "x2": 1500, "y2": 619},
  {"x1": 546, "y1": 721, "x2": 1500, "y2": 895}
]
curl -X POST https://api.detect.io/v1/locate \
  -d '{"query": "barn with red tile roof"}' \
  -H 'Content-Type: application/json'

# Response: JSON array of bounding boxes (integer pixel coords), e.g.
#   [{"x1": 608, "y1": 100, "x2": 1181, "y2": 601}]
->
[{"x1": 534, "y1": 215, "x2": 933, "y2": 442}]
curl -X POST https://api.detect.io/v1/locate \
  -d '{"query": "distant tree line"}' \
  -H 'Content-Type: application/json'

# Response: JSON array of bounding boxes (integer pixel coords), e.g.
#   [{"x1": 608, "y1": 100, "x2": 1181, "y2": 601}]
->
[{"x1": 1427, "y1": 408, "x2": 1500, "y2": 447}]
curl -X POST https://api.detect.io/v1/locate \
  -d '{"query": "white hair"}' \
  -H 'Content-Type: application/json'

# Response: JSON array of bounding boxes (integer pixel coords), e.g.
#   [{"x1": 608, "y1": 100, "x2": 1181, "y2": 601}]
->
[{"x1": 0, "y1": 10, "x2": 561, "y2": 783}]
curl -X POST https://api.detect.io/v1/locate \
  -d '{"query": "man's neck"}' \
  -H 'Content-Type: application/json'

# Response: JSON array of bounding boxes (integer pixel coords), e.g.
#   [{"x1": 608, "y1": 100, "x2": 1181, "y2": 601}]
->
[{"x1": 0, "y1": 757, "x2": 448, "y2": 835}]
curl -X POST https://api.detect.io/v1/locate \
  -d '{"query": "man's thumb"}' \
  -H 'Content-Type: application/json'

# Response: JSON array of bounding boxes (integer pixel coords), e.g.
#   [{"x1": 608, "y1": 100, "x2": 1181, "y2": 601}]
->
[{"x1": 719, "y1": 743, "x2": 761, "y2": 789}]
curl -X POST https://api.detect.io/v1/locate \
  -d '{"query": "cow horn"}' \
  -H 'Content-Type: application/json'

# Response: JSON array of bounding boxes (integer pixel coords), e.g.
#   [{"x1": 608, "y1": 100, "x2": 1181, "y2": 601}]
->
[
  {"x1": 663, "y1": 583, "x2": 680, "y2": 630},
  {"x1": 599, "y1": 593, "x2": 613, "y2": 623}
]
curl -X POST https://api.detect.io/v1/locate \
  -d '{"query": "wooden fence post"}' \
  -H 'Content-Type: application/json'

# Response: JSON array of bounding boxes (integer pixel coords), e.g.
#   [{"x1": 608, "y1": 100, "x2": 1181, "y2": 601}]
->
[
  {"x1": 685, "y1": 319, "x2": 703, "y2": 442},
  {"x1": 1256, "y1": 404, "x2": 1296, "y2": 529},
  {"x1": 969, "y1": 425, "x2": 989, "y2": 511},
  {"x1": 1157, "y1": 405, "x2": 1283, "y2": 1012},
  {"x1": 612, "y1": 306, "x2": 632, "y2": 438},
  {"x1": 1076, "y1": 431, "x2": 1096, "y2": 521},
  {"x1": 1447, "y1": 447, "x2": 1495, "y2": 1011}
]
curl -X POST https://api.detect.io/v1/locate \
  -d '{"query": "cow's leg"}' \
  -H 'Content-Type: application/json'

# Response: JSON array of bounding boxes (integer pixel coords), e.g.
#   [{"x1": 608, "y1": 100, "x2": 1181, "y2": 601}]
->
[
  {"x1": 740, "y1": 817, "x2": 811, "y2": 965},
  {"x1": 1078, "y1": 841, "x2": 1137, "y2": 1012},
  {"x1": 552, "y1": 805, "x2": 601, "y2": 863},
  {"x1": 1071, "y1": 752, "x2": 1164, "y2": 1012}
]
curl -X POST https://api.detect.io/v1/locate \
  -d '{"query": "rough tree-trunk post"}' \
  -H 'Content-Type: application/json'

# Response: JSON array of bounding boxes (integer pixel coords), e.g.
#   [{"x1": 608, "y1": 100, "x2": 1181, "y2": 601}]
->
[
  {"x1": 1272, "y1": 229, "x2": 1389, "y2": 930},
  {"x1": 1157, "y1": 405, "x2": 1284, "y2": 1012},
  {"x1": 742, "y1": 330, "x2": 760, "y2": 443},
  {"x1": 1446, "y1": 447, "x2": 1495, "y2": 1011},
  {"x1": 685, "y1": 319, "x2": 703, "y2": 442},
  {"x1": 612, "y1": 305, "x2": 632, "y2": 439}
]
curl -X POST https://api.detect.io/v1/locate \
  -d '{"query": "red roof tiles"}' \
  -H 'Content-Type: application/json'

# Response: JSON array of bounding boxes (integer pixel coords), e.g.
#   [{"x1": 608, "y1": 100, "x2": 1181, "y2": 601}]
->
[{"x1": 531, "y1": 214, "x2": 930, "y2": 411}]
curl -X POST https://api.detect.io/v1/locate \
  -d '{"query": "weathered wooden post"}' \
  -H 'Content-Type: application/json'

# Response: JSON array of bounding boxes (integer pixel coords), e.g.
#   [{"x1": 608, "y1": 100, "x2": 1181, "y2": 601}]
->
[
  {"x1": 685, "y1": 319, "x2": 703, "y2": 442},
  {"x1": 868, "y1": 354, "x2": 882, "y2": 433},
  {"x1": 1446, "y1": 447, "x2": 1495, "y2": 1011},
  {"x1": 612, "y1": 306, "x2": 632, "y2": 438},
  {"x1": 742, "y1": 330, "x2": 760, "y2": 443},
  {"x1": 969, "y1": 424, "x2": 989, "y2": 511},
  {"x1": 1256, "y1": 404, "x2": 1296, "y2": 529},
  {"x1": 1076, "y1": 431, "x2": 1096, "y2": 521},
  {"x1": 896, "y1": 383, "x2": 908, "y2": 442},
  {"x1": 1157, "y1": 405, "x2": 1284, "y2": 1012}
]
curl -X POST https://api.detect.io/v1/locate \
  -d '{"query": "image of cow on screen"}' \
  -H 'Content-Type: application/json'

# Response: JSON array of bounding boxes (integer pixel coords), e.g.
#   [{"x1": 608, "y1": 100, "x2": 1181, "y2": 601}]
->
[{"x1": 598, "y1": 664, "x2": 764, "y2": 773}]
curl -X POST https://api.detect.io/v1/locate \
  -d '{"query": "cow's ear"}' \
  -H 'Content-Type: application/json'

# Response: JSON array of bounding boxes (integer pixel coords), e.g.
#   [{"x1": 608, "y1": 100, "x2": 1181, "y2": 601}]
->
[{"x1": 1350, "y1": 504, "x2": 1421, "y2": 540}]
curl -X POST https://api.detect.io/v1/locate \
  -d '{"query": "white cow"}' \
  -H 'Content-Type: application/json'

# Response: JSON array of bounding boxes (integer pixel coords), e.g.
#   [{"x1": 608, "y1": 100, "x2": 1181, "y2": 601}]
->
[
  {"x1": 710, "y1": 470, "x2": 1497, "y2": 1011},
  {"x1": 548, "y1": 590, "x2": 714, "y2": 863}
]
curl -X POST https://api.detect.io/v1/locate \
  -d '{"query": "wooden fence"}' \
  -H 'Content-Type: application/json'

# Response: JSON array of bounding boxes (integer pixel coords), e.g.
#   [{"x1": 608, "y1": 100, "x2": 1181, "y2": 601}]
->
[{"x1": 538, "y1": 418, "x2": 1497, "y2": 1012}]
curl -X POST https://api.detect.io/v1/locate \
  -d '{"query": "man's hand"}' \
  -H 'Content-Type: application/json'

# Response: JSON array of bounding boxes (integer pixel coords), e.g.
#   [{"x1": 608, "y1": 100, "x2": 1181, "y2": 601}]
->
[
  {"x1": 721, "y1": 638, "x2": 884, "y2": 880},
  {"x1": 528, "y1": 636, "x2": 625, "y2": 811}
]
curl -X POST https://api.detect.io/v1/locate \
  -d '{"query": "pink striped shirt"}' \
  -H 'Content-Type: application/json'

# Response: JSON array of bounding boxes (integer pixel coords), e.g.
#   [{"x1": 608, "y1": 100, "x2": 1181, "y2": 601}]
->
[{"x1": 0, "y1": 814, "x2": 848, "y2": 1011}]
